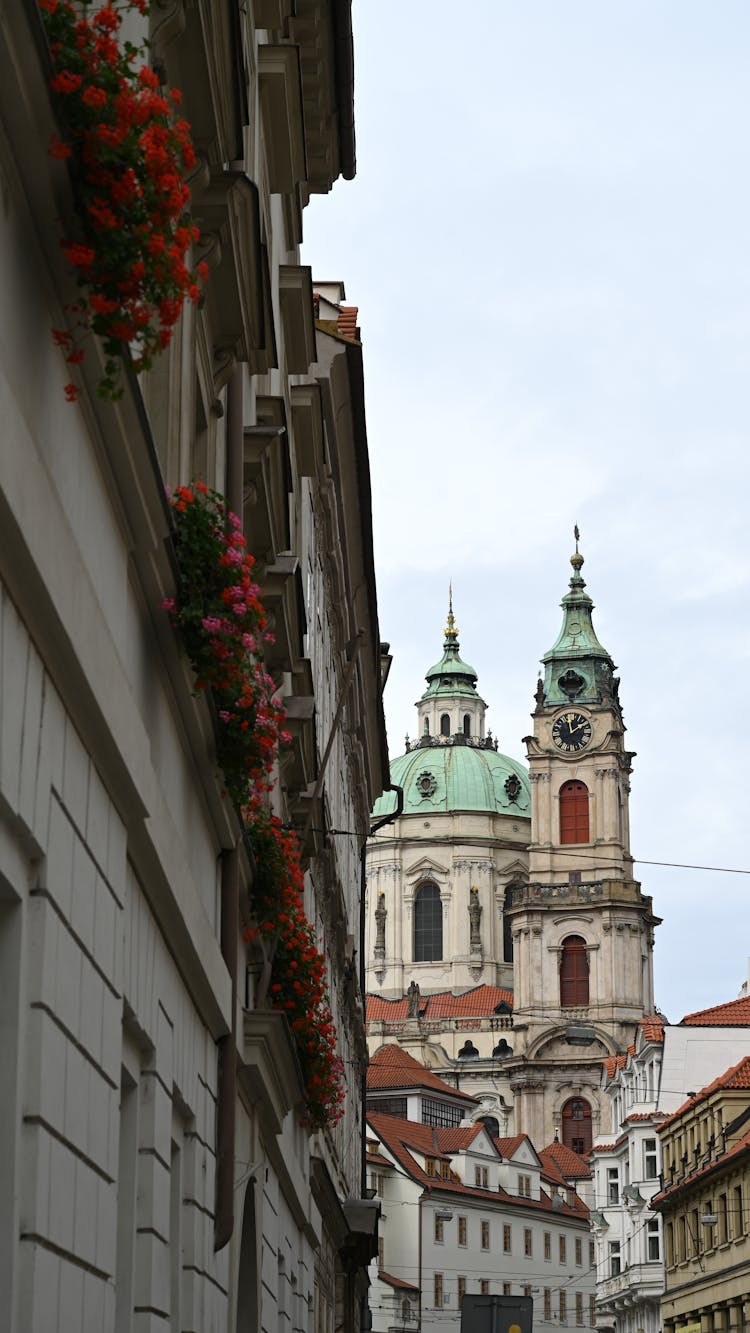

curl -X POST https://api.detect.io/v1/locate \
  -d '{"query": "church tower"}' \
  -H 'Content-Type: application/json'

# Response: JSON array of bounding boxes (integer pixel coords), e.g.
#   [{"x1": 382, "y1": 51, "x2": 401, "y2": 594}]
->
[{"x1": 505, "y1": 534, "x2": 660, "y2": 1151}]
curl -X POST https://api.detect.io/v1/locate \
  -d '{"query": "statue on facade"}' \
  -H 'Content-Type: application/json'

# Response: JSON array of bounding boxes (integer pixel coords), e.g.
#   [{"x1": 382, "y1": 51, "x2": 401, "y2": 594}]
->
[
  {"x1": 468, "y1": 886, "x2": 482, "y2": 952},
  {"x1": 374, "y1": 892, "x2": 387, "y2": 956},
  {"x1": 406, "y1": 979, "x2": 421, "y2": 1017}
]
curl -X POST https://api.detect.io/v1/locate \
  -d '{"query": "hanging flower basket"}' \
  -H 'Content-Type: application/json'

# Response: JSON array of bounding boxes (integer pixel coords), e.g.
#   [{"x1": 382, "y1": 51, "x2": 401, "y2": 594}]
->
[{"x1": 39, "y1": 0, "x2": 207, "y2": 401}]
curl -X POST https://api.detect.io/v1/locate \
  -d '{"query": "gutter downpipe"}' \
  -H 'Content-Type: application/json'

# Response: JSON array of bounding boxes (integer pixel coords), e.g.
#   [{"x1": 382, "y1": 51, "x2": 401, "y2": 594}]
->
[
  {"x1": 360, "y1": 784, "x2": 403, "y2": 1198},
  {"x1": 215, "y1": 361, "x2": 244, "y2": 1252}
]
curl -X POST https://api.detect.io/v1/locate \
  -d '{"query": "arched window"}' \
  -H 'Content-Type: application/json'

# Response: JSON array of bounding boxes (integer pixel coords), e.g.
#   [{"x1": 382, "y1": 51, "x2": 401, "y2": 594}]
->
[
  {"x1": 414, "y1": 883, "x2": 442, "y2": 961},
  {"x1": 561, "y1": 1096, "x2": 592, "y2": 1156},
  {"x1": 559, "y1": 780, "x2": 589, "y2": 844},
  {"x1": 440, "y1": 713, "x2": 451, "y2": 737},
  {"x1": 423, "y1": 716, "x2": 430, "y2": 736},
  {"x1": 402, "y1": 1299, "x2": 412, "y2": 1322},
  {"x1": 463, "y1": 714, "x2": 471, "y2": 736},
  {"x1": 479, "y1": 1115, "x2": 500, "y2": 1137},
  {"x1": 560, "y1": 935, "x2": 589, "y2": 1007},
  {"x1": 503, "y1": 883, "x2": 517, "y2": 963}
]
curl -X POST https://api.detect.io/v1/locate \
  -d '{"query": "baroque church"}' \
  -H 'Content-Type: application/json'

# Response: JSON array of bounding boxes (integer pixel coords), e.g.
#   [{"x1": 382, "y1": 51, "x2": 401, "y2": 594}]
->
[{"x1": 365, "y1": 539, "x2": 661, "y2": 1152}]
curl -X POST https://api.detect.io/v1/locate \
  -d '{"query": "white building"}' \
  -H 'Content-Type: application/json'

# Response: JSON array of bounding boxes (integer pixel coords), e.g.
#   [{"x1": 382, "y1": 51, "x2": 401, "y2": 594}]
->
[
  {"x1": 0, "y1": 3, "x2": 388, "y2": 1330},
  {"x1": 366, "y1": 1047, "x2": 596, "y2": 1333},
  {"x1": 591, "y1": 996, "x2": 750, "y2": 1333}
]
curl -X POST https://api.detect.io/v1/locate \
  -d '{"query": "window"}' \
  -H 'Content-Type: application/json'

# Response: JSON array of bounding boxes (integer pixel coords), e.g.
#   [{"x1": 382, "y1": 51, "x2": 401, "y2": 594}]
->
[
  {"x1": 503, "y1": 1224, "x2": 511, "y2": 1253},
  {"x1": 544, "y1": 1231, "x2": 551, "y2": 1261},
  {"x1": 458, "y1": 1277, "x2": 466, "y2": 1309},
  {"x1": 434, "y1": 1274, "x2": 443, "y2": 1307},
  {"x1": 559, "y1": 1291, "x2": 567, "y2": 1324},
  {"x1": 665, "y1": 1220, "x2": 674, "y2": 1267},
  {"x1": 518, "y1": 1173, "x2": 531, "y2": 1197},
  {"x1": 463, "y1": 714, "x2": 471, "y2": 736},
  {"x1": 524, "y1": 1228, "x2": 533, "y2": 1257},
  {"x1": 458, "y1": 1216, "x2": 467, "y2": 1247},
  {"x1": 423, "y1": 717, "x2": 430, "y2": 736},
  {"x1": 646, "y1": 1217, "x2": 660, "y2": 1262},
  {"x1": 402, "y1": 1299, "x2": 412, "y2": 1321},
  {"x1": 440, "y1": 713, "x2": 451, "y2": 737},
  {"x1": 481, "y1": 1280, "x2": 489, "y2": 1296},
  {"x1": 474, "y1": 1165, "x2": 489, "y2": 1188},
  {"x1": 439, "y1": 1161, "x2": 451, "y2": 1181},
  {"x1": 719, "y1": 1192, "x2": 728, "y2": 1245},
  {"x1": 589, "y1": 1240, "x2": 595, "y2": 1267},
  {"x1": 503, "y1": 1284, "x2": 511, "y2": 1296},
  {"x1": 371, "y1": 1095, "x2": 407, "y2": 1117},
  {"x1": 575, "y1": 1237, "x2": 582, "y2": 1266},
  {"x1": 559, "y1": 780, "x2": 589, "y2": 844},
  {"x1": 422, "y1": 1097, "x2": 463, "y2": 1128},
  {"x1": 576, "y1": 1293, "x2": 584, "y2": 1327},
  {"x1": 425, "y1": 1158, "x2": 436, "y2": 1177},
  {"x1": 378, "y1": 1237, "x2": 384, "y2": 1269},
  {"x1": 609, "y1": 1241, "x2": 621, "y2": 1276},
  {"x1": 561, "y1": 1096, "x2": 592, "y2": 1156},
  {"x1": 643, "y1": 1137, "x2": 658, "y2": 1180},
  {"x1": 703, "y1": 1200, "x2": 714, "y2": 1251},
  {"x1": 481, "y1": 1220, "x2": 490, "y2": 1250},
  {"x1": 544, "y1": 1290, "x2": 552, "y2": 1320},
  {"x1": 607, "y1": 1168, "x2": 620, "y2": 1204},
  {"x1": 559, "y1": 1235, "x2": 566, "y2": 1264},
  {"x1": 735, "y1": 1185, "x2": 744, "y2": 1237},
  {"x1": 434, "y1": 1215, "x2": 444, "y2": 1243},
  {"x1": 414, "y1": 883, "x2": 442, "y2": 961},
  {"x1": 560, "y1": 936, "x2": 589, "y2": 1007},
  {"x1": 523, "y1": 1286, "x2": 532, "y2": 1299},
  {"x1": 589, "y1": 1296, "x2": 596, "y2": 1327}
]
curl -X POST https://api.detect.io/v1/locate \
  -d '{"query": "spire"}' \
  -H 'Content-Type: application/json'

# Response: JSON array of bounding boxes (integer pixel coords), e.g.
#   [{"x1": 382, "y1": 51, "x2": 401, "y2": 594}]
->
[
  {"x1": 537, "y1": 532, "x2": 620, "y2": 710},
  {"x1": 421, "y1": 589, "x2": 480, "y2": 697},
  {"x1": 444, "y1": 583, "x2": 458, "y2": 646}
]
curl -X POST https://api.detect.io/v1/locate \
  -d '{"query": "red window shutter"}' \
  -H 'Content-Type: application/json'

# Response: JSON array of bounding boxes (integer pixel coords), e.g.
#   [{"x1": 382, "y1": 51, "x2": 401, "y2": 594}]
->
[
  {"x1": 560, "y1": 935, "x2": 589, "y2": 1007},
  {"x1": 559, "y1": 780, "x2": 589, "y2": 844}
]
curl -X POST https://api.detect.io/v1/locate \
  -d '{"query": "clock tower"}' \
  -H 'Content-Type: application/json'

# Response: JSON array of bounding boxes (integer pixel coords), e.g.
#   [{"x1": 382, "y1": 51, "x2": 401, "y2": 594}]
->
[{"x1": 505, "y1": 534, "x2": 660, "y2": 1150}]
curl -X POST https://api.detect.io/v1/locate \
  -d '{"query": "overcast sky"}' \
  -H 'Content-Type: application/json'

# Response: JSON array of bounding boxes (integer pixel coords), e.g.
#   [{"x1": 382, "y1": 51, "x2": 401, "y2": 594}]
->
[{"x1": 302, "y1": 1, "x2": 750, "y2": 1023}]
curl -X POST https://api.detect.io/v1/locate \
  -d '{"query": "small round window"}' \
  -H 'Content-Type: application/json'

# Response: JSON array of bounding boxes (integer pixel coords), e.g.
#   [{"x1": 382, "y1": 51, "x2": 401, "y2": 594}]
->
[{"x1": 415, "y1": 770, "x2": 437, "y2": 798}]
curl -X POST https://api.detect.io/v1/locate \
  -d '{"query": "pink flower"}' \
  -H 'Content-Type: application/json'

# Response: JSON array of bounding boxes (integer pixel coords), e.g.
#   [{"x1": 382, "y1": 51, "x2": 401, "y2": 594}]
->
[{"x1": 161, "y1": 597, "x2": 175, "y2": 611}]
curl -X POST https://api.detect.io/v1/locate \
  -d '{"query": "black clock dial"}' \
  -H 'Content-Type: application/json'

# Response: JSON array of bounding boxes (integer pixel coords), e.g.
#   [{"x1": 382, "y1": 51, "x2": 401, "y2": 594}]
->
[{"x1": 551, "y1": 711, "x2": 592, "y2": 753}]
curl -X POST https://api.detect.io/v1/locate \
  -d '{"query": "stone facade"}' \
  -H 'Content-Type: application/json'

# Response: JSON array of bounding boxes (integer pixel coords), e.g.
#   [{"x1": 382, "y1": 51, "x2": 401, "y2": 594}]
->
[{"x1": 0, "y1": 3, "x2": 386, "y2": 1331}]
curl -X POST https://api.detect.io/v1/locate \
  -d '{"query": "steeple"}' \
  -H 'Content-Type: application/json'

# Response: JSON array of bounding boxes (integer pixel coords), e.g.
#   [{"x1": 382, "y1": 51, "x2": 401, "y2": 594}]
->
[
  {"x1": 415, "y1": 591, "x2": 488, "y2": 742},
  {"x1": 538, "y1": 530, "x2": 620, "y2": 711}
]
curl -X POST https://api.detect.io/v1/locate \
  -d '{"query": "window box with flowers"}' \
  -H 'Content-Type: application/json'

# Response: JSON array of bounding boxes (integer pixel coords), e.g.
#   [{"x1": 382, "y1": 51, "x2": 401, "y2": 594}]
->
[
  {"x1": 38, "y1": 0, "x2": 206, "y2": 402},
  {"x1": 164, "y1": 483, "x2": 345, "y2": 1133}
]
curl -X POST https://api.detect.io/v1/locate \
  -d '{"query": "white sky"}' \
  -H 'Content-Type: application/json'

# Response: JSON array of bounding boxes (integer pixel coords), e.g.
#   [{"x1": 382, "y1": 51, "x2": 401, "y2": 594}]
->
[{"x1": 302, "y1": 1, "x2": 750, "y2": 1023}]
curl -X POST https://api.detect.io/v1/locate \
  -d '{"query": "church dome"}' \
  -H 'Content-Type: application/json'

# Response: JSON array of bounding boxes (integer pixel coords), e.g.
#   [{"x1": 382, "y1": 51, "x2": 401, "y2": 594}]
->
[{"x1": 372, "y1": 740, "x2": 531, "y2": 818}]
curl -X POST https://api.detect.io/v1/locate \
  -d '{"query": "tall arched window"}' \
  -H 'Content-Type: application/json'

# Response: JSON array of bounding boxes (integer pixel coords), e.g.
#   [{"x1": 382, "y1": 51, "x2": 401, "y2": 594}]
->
[
  {"x1": 423, "y1": 717, "x2": 430, "y2": 736},
  {"x1": 440, "y1": 713, "x2": 451, "y2": 737},
  {"x1": 463, "y1": 714, "x2": 471, "y2": 736},
  {"x1": 560, "y1": 935, "x2": 589, "y2": 1006},
  {"x1": 561, "y1": 1096, "x2": 592, "y2": 1156},
  {"x1": 559, "y1": 780, "x2": 589, "y2": 844},
  {"x1": 414, "y1": 883, "x2": 442, "y2": 961}
]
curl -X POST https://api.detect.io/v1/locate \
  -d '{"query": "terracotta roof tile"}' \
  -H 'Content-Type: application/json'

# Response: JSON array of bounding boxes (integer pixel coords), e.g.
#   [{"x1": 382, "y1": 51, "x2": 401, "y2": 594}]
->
[
  {"x1": 681, "y1": 995, "x2": 750, "y2": 1027},
  {"x1": 379, "y1": 1271, "x2": 419, "y2": 1293},
  {"x1": 367, "y1": 1045, "x2": 477, "y2": 1101},
  {"x1": 640, "y1": 1015, "x2": 666, "y2": 1042},
  {"x1": 336, "y1": 305, "x2": 359, "y2": 339},
  {"x1": 623, "y1": 1111, "x2": 666, "y2": 1124},
  {"x1": 494, "y1": 1134, "x2": 527, "y2": 1159},
  {"x1": 367, "y1": 985, "x2": 514, "y2": 1022},
  {"x1": 604, "y1": 1053, "x2": 628, "y2": 1077},
  {"x1": 658, "y1": 1056, "x2": 750, "y2": 1130},
  {"x1": 540, "y1": 1140, "x2": 592, "y2": 1179}
]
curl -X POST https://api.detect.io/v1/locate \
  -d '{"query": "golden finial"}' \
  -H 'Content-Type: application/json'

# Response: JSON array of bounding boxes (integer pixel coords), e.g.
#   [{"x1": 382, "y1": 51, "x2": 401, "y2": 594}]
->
[
  {"x1": 571, "y1": 524, "x2": 584, "y2": 575},
  {"x1": 445, "y1": 583, "x2": 458, "y2": 642}
]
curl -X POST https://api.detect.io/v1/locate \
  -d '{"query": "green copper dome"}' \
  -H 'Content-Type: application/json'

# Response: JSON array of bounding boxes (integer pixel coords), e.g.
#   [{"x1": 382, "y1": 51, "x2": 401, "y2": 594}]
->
[
  {"x1": 539, "y1": 536, "x2": 620, "y2": 710},
  {"x1": 372, "y1": 742, "x2": 531, "y2": 819}
]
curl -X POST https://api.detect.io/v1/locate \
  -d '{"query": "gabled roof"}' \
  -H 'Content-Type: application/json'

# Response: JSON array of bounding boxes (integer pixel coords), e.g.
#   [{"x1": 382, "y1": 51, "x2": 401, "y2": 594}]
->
[
  {"x1": 367, "y1": 984, "x2": 513, "y2": 1022},
  {"x1": 658, "y1": 1056, "x2": 750, "y2": 1131},
  {"x1": 540, "y1": 1139, "x2": 592, "y2": 1180},
  {"x1": 494, "y1": 1134, "x2": 528, "y2": 1159},
  {"x1": 681, "y1": 995, "x2": 750, "y2": 1027},
  {"x1": 367, "y1": 1045, "x2": 477, "y2": 1102},
  {"x1": 367, "y1": 1112, "x2": 589, "y2": 1221}
]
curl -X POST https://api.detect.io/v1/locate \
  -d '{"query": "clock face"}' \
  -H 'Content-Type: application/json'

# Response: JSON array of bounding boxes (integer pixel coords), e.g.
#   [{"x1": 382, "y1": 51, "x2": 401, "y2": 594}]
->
[{"x1": 552, "y1": 711, "x2": 592, "y2": 753}]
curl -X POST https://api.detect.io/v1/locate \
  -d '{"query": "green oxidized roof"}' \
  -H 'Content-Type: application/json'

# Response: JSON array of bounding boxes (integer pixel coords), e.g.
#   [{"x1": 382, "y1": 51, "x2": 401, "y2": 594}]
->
[
  {"x1": 372, "y1": 742, "x2": 531, "y2": 819},
  {"x1": 540, "y1": 539, "x2": 618, "y2": 709}
]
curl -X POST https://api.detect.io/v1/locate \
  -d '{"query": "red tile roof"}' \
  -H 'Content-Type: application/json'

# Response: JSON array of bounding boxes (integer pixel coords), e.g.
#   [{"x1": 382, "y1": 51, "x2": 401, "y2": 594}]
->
[
  {"x1": 540, "y1": 1140, "x2": 592, "y2": 1179},
  {"x1": 367, "y1": 985, "x2": 514, "y2": 1022},
  {"x1": 379, "y1": 1271, "x2": 419, "y2": 1293},
  {"x1": 623, "y1": 1111, "x2": 666, "y2": 1124},
  {"x1": 367, "y1": 1045, "x2": 477, "y2": 1102},
  {"x1": 494, "y1": 1134, "x2": 528, "y2": 1159},
  {"x1": 652, "y1": 1125, "x2": 750, "y2": 1206},
  {"x1": 367, "y1": 1113, "x2": 588, "y2": 1220},
  {"x1": 640, "y1": 1015, "x2": 666, "y2": 1041},
  {"x1": 658, "y1": 1056, "x2": 750, "y2": 1130},
  {"x1": 604, "y1": 1053, "x2": 628, "y2": 1077},
  {"x1": 681, "y1": 995, "x2": 750, "y2": 1026}
]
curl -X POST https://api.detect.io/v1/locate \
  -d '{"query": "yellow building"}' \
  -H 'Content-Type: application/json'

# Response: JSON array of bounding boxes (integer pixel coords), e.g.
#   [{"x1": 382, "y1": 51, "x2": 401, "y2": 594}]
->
[{"x1": 651, "y1": 1056, "x2": 750, "y2": 1333}]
